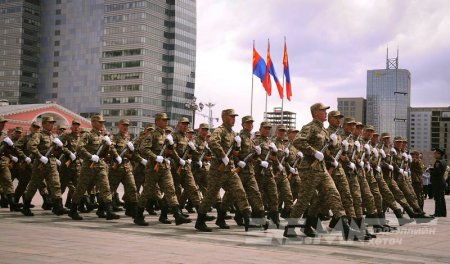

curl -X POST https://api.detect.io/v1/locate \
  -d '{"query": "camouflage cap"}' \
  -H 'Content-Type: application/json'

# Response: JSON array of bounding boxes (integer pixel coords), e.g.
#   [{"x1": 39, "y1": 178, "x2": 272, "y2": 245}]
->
[
  {"x1": 165, "y1": 126, "x2": 173, "y2": 133},
  {"x1": 254, "y1": 131, "x2": 261, "y2": 137},
  {"x1": 260, "y1": 121, "x2": 272, "y2": 128},
  {"x1": 364, "y1": 125, "x2": 375, "y2": 131},
  {"x1": 0, "y1": 116, "x2": 7, "y2": 122},
  {"x1": 288, "y1": 128, "x2": 299, "y2": 133},
  {"x1": 355, "y1": 122, "x2": 364, "y2": 128},
  {"x1": 381, "y1": 132, "x2": 390, "y2": 138},
  {"x1": 118, "y1": 118, "x2": 130, "y2": 125},
  {"x1": 178, "y1": 117, "x2": 190, "y2": 124},
  {"x1": 328, "y1": 110, "x2": 344, "y2": 118},
  {"x1": 187, "y1": 127, "x2": 194, "y2": 133},
  {"x1": 343, "y1": 117, "x2": 357, "y2": 124},
  {"x1": 14, "y1": 127, "x2": 23, "y2": 133},
  {"x1": 277, "y1": 125, "x2": 287, "y2": 131},
  {"x1": 401, "y1": 137, "x2": 408, "y2": 142},
  {"x1": 72, "y1": 119, "x2": 81, "y2": 125},
  {"x1": 221, "y1": 108, "x2": 238, "y2": 117},
  {"x1": 199, "y1": 123, "x2": 209, "y2": 129},
  {"x1": 42, "y1": 116, "x2": 56, "y2": 123},
  {"x1": 91, "y1": 115, "x2": 105, "y2": 122},
  {"x1": 31, "y1": 121, "x2": 41, "y2": 128},
  {"x1": 145, "y1": 124, "x2": 155, "y2": 131},
  {"x1": 155, "y1": 112, "x2": 170, "y2": 120},
  {"x1": 410, "y1": 150, "x2": 420, "y2": 155},
  {"x1": 57, "y1": 124, "x2": 67, "y2": 130},
  {"x1": 242, "y1": 115, "x2": 254, "y2": 123},
  {"x1": 310, "y1": 102, "x2": 330, "y2": 113},
  {"x1": 393, "y1": 136, "x2": 403, "y2": 142},
  {"x1": 373, "y1": 131, "x2": 380, "y2": 136}
]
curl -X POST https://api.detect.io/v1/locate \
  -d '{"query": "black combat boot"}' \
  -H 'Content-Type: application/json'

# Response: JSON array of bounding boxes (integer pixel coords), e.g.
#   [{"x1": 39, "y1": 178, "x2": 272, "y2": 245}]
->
[
  {"x1": 158, "y1": 200, "x2": 172, "y2": 224},
  {"x1": 337, "y1": 217, "x2": 360, "y2": 241},
  {"x1": 242, "y1": 209, "x2": 260, "y2": 232},
  {"x1": 414, "y1": 209, "x2": 435, "y2": 223},
  {"x1": 52, "y1": 198, "x2": 66, "y2": 216},
  {"x1": 302, "y1": 217, "x2": 318, "y2": 237},
  {"x1": 91, "y1": 194, "x2": 99, "y2": 209},
  {"x1": 280, "y1": 207, "x2": 291, "y2": 219},
  {"x1": 68, "y1": 203, "x2": 83, "y2": 220},
  {"x1": 173, "y1": 206, "x2": 192, "y2": 225},
  {"x1": 185, "y1": 200, "x2": 196, "y2": 213},
  {"x1": 378, "y1": 212, "x2": 396, "y2": 231},
  {"x1": 366, "y1": 213, "x2": 383, "y2": 233},
  {"x1": 283, "y1": 218, "x2": 301, "y2": 238},
  {"x1": 134, "y1": 207, "x2": 149, "y2": 226},
  {"x1": 400, "y1": 207, "x2": 416, "y2": 225},
  {"x1": 354, "y1": 218, "x2": 373, "y2": 241},
  {"x1": 311, "y1": 216, "x2": 327, "y2": 234},
  {"x1": 96, "y1": 202, "x2": 106, "y2": 218},
  {"x1": 41, "y1": 194, "x2": 53, "y2": 210},
  {"x1": 124, "y1": 202, "x2": 133, "y2": 217},
  {"x1": 145, "y1": 199, "x2": 157, "y2": 216},
  {"x1": 233, "y1": 209, "x2": 244, "y2": 226},
  {"x1": 84, "y1": 195, "x2": 95, "y2": 212},
  {"x1": 195, "y1": 213, "x2": 212, "y2": 232},
  {"x1": 21, "y1": 199, "x2": 34, "y2": 216},
  {"x1": 7, "y1": 194, "x2": 19, "y2": 212},
  {"x1": 65, "y1": 190, "x2": 73, "y2": 208},
  {"x1": 112, "y1": 193, "x2": 123, "y2": 212},
  {"x1": 215, "y1": 208, "x2": 230, "y2": 229},
  {"x1": 0, "y1": 193, "x2": 9, "y2": 208},
  {"x1": 269, "y1": 211, "x2": 280, "y2": 228},
  {"x1": 105, "y1": 202, "x2": 120, "y2": 220}
]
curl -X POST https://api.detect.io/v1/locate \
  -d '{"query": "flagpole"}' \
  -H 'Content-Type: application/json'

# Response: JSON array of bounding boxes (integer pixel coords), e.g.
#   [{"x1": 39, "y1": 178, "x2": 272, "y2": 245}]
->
[
  {"x1": 265, "y1": 92, "x2": 268, "y2": 121},
  {"x1": 281, "y1": 37, "x2": 286, "y2": 126},
  {"x1": 251, "y1": 40, "x2": 254, "y2": 116}
]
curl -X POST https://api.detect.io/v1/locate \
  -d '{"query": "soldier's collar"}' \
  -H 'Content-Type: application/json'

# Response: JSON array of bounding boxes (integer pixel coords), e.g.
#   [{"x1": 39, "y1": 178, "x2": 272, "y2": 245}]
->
[
  {"x1": 222, "y1": 123, "x2": 233, "y2": 131},
  {"x1": 91, "y1": 128, "x2": 101, "y2": 134},
  {"x1": 155, "y1": 127, "x2": 165, "y2": 134},
  {"x1": 240, "y1": 129, "x2": 251, "y2": 136},
  {"x1": 312, "y1": 119, "x2": 324, "y2": 127}
]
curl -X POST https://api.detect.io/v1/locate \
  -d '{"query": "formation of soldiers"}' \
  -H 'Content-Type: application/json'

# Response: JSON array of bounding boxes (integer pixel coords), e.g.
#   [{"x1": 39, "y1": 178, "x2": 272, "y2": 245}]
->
[{"x1": 0, "y1": 102, "x2": 435, "y2": 241}]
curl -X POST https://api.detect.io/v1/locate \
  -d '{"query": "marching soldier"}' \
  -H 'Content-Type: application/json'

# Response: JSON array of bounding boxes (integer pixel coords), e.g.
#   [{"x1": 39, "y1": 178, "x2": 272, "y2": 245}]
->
[
  {"x1": 410, "y1": 150, "x2": 425, "y2": 210},
  {"x1": 0, "y1": 116, "x2": 19, "y2": 211},
  {"x1": 286, "y1": 128, "x2": 302, "y2": 202}
]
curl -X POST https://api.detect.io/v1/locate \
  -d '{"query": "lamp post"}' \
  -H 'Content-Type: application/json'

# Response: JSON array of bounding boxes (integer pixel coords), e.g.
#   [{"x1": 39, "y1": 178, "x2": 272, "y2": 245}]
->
[{"x1": 185, "y1": 96, "x2": 203, "y2": 128}]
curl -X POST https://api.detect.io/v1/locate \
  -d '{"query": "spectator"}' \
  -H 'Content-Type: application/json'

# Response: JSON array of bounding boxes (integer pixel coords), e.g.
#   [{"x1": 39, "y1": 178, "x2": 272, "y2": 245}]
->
[{"x1": 431, "y1": 148, "x2": 447, "y2": 217}]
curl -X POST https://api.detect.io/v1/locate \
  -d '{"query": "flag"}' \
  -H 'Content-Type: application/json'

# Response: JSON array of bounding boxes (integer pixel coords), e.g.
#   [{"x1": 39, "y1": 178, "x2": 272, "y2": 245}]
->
[
  {"x1": 283, "y1": 41, "x2": 292, "y2": 101},
  {"x1": 253, "y1": 46, "x2": 267, "y2": 85},
  {"x1": 264, "y1": 40, "x2": 283, "y2": 99},
  {"x1": 262, "y1": 41, "x2": 272, "y2": 96}
]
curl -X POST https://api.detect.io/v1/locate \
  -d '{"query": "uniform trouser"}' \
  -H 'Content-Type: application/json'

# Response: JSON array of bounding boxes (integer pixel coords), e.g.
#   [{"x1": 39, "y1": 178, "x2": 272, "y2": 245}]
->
[
  {"x1": 356, "y1": 168, "x2": 377, "y2": 215},
  {"x1": 374, "y1": 170, "x2": 399, "y2": 211},
  {"x1": 396, "y1": 176, "x2": 420, "y2": 211},
  {"x1": 176, "y1": 164, "x2": 202, "y2": 208},
  {"x1": 109, "y1": 162, "x2": 138, "y2": 203},
  {"x1": 255, "y1": 168, "x2": 279, "y2": 213},
  {"x1": 366, "y1": 169, "x2": 383, "y2": 213},
  {"x1": 322, "y1": 165, "x2": 356, "y2": 218},
  {"x1": 72, "y1": 160, "x2": 112, "y2": 204},
  {"x1": 24, "y1": 158, "x2": 62, "y2": 201},
  {"x1": 433, "y1": 184, "x2": 446, "y2": 216},
  {"x1": 412, "y1": 181, "x2": 424, "y2": 210},
  {"x1": 289, "y1": 173, "x2": 301, "y2": 202},
  {"x1": 59, "y1": 162, "x2": 80, "y2": 195},
  {"x1": 138, "y1": 161, "x2": 177, "y2": 208},
  {"x1": 344, "y1": 168, "x2": 364, "y2": 218},
  {"x1": 274, "y1": 171, "x2": 294, "y2": 210},
  {"x1": 383, "y1": 171, "x2": 411, "y2": 209},
  {"x1": 133, "y1": 163, "x2": 145, "y2": 193},
  {"x1": 290, "y1": 166, "x2": 345, "y2": 219},
  {"x1": 222, "y1": 169, "x2": 264, "y2": 213},
  {"x1": 14, "y1": 164, "x2": 32, "y2": 200},
  {"x1": 0, "y1": 158, "x2": 14, "y2": 195},
  {"x1": 197, "y1": 161, "x2": 250, "y2": 215}
]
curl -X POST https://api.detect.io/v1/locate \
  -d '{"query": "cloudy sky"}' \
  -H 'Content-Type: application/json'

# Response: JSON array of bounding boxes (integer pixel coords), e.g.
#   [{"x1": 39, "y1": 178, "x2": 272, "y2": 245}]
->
[{"x1": 193, "y1": 0, "x2": 450, "y2": 128}]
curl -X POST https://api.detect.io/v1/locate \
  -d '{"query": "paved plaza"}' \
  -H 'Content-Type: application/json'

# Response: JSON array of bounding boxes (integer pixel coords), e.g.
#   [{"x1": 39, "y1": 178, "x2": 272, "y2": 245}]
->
[{"x1": 1, "y1": 191, "x2": 449, "y2": 264}]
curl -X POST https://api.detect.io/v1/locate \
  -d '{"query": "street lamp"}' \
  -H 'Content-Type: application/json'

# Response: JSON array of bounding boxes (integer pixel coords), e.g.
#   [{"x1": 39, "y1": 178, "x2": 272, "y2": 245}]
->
[{"x1": 185, "y1": 96, "x2": 203, "y2": 128}]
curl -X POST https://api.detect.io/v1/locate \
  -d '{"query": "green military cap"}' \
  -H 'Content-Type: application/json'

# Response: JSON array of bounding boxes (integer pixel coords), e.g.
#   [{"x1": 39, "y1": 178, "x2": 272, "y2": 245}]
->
[
  {"x1": 31, "y1": 121, "x2": 41, "y2": 128},
  {"x1": 401, "y1": 137, "x2": 408, "y2": 142},
  {"x1": 434, "y1": 148, "x2": 445, "y2": 155},
  {"x1": 410, "y1": 150, "x2": 420, "y2": 155},
  {"x1": 344, "y1": 117, "x2": 356, "y2": 124},
  {"x1": 277, "y1": 125, "x2": 287, "y2": 131},
  {"x1": 57, "y1": 124, "x2": 67, "y2": 130},
  {"x1": 242, "y1": 115, "x2": 254, "y2": 123},
  {"x1": 328, "y1": 110, "x2": 344, "y2": 118},
  {"x1": 14, "y1": 127, "x2": 23, "y2": 133},
  {"x1": 187, "y1": 127, "x2": 194, "y2": 133},
  {"x1": 118, "y1": 118, "x2": 130, "y2": 125},
  {"x1": 0, "y1": 116, "x2": 7, "y2": 122},
  {"x1": 165, "y1": 126, "x2": 173, "y2": 133},
  {"x1": 288, "y1": 128, "x2": 299, "y2": 133},
  {"x1": 178, "y1": 117, "x2": 190, "y2": 123},
  {"x1": 393, "y1": 136, "x2": 403, "y2": 142},
  {"x1": 221, "y1": 108, "x2": 238, "y2": 117},
  {"x1": 155, "y1": 112, "x2": 170, "y2": 120},
  {"x1": 355, "y1": 122, "x2": 364, "y2": 127},
  {"x1": 381, "y1": 132, "x2": 390, "y2": 138},
  {"x1": 145, "y1": 124, "x2": 155, "y2": 131},
  {"x1": 364, "y1": 125, "x2": 375, "y2": 131},
  {"x1": 260, "y1": 121, "x2": 272, "y2": 128},
  {"x1": 72, "y1": 119, "x2": 81, "y2": 125},
  {"x1": 91, "y1": 115, "x2": 105, "y2": 122},
  {"x1": 310, "y1": 102, "x2": 330, "y2": 113},
  {"x1": 42, "y1": 116, "x2": 56, "y2": 123},
  {"x1": 373, "y1": 131, "x2": 380, "y2": 136},
  {"x1": 254, "y1": 131, "x2": 261, "y2": 137},
  {"x1": 199, "y1": 123, "x2": 209, "y2": 129}
]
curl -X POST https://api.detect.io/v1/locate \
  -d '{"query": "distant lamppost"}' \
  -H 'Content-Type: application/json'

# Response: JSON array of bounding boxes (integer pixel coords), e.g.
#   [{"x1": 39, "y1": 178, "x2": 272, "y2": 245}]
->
[{"x1": 185, "y1": 96, "x2": 203, "y2": 128}]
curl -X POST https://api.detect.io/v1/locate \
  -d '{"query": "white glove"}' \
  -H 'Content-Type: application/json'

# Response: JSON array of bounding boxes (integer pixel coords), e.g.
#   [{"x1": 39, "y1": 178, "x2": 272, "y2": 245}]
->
[
  {"x1": 179, "y1": 158, "x2": 186, "y2": 166},
  {"x1": 166, "y1": 159, "x2": 170, "y2": 165},
  {"x1": 3, "y1": 136, "x2": 13, "y2": 146},
  {"x1": 349, "y1": 162, "x2": 356, "y2": 171},
  {"x1": 91, "y1": 154, "x2": 99, "y2": 163},
  {"x1": 140, "y1": 158, "x2": 148, "y2": 166},
  {"x1": 269, "y1": 142, "x2": 278, "y2": 152},
  {"x1": 407, "y1": 154, "x2": 412, "y2": 163},
  {"x1": 166, "y1": 134, "x2": 174, "y2": 145},
  {"x1": 354, "y1": 141, "x2": 361, "y2": 152},
  {"x1": 402, "y1": 153, "x2": 408, "y2": 160},
  {"x1": 234, "y1": 135, "x2": 242, "y2": 147},
  {"x1": 255, "y1": 146, "x2": 262, "y2": 155},
  {"x1": 403, "y1": 171, "x2": 408, "y2": 177},
  {"x1": 380, "y1": 149, "x2": 386, "y2": 158},
  {"x1": 197, "y1": 160, "x2": 203, "y2": 168},
  {"x1": 289, "y1": 166, "x2": 297, "y2": 174},
  {"x1": 342, "y1": 140, "x2": 349, "y2": 151},
  {"x1": 284, "y1": 148, "x2": 290, "y2": 157},
  {"x1": 364, "y1": 144, "x2": 370, "y2": 154},
  {"x1": 330, "y1": 133, "x2": 338, "y2": 146},
  {"x1": 103, "y1": 136, "x2": 112, "y2": 146},
  {"x1": 39, "y1": 156, "x2": 49, "y2": 164},
  {"x1": 11, "y1": 156, "x2": 18, "y2": 163},
  {"x1": 69, "y1": 152, "x2": 76, "y2": 161},
  {"x1": 359, "y1": 160, "x2": 364, "y2": 168},
  {"x1": 237, "y1": 160, "x2": 246, "y2": 168},
  {"x1": 25, "y1": 156, "x2": 31, "y2": 164},
  {"x1": 399, "y1": 168, "x2": 404, "y2": 175},
  {"x1": 373, "y1": 148, "x2": 379, "y2": 158},
  {"x1": 314, "y1": 151, "x2": 324, "y2": 161},
  {"x1": 115, "y1": 156, "x2": 122, "y2": 164},
  {"x1": 332, "y1": 159, "x2": 338, "y2": 168},
  {"x1": 155, "y1": 155, "x2": 164, "y2": 163},
  {"x1": 260, "y1": 160, "x2": 269, "y2": 168},
  {"x1": 297, "y1": 151, "x2": 304, "y2": 159},
  {"x1": 278, "y1": 163, "x2": 284, "y2": 172},
  {"x1": 376, "y1": 166, "x2": 381, "y2": 173},
  {"x1": 390, "y1": 148, "x2": 397, "y2": 155},
  {"x1": 53, "y1": 137, "x2": 63, "y2": 147},
  {"x1": 56, "y1": 159, "x2": 61, "y2": 166},
  {"x1": 365, "y1": 163, "x2": 371, "y2": 171},
  {"x1": 388, "y1": 164, "x2": 394, "y2": 171},
  {"x1": 187, "y1": 159, "x2": 192, "y2": 164},
  {"x1": 126, "y1": 142, "x2": 135, "y2": 151},
  {"x1": 222, "y1": 156, "x2": 229, "y2": 166},
  {"x1": 188, "y1": 141, "x2": 196, "y2": 151}
]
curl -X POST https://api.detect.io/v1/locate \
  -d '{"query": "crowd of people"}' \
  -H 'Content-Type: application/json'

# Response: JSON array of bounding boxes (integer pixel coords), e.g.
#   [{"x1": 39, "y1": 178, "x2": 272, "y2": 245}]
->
[{"x1": 0, "y1": 102, "x2": 447, "y2": 241}]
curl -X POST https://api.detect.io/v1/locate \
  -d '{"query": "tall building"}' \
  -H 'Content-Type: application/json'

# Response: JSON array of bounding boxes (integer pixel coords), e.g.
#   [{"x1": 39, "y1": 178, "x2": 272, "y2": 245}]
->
[
  {"x1": 265, "y1": 107, "x2": 297, "y2": 129},
  {"x1": 366, "y1": 50, "x2": 411, "y2": 138},
  {"x1": 0, "y1": 0, "x2": 40, "y2": 105},
  {"x1": 337, "y1": 97, "x2": 366, "y2": 124}
]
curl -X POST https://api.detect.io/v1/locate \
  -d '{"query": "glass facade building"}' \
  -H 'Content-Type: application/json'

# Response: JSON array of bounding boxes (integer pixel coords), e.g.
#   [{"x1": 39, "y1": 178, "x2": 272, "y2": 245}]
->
[
  {"x1": 337, "y1": 97, "x2": 366, "y2": 124},
  {"x1": 366, "y1": 69, "x2": 411, "y2": 138}
]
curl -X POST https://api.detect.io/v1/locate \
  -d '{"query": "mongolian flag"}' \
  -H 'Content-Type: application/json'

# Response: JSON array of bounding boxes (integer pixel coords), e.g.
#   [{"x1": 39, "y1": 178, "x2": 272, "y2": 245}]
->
[
  {"x1": 264, "y1": 40, "x2": 283, "y2": 99},
  {"x1": 253, "y1": 46, "x2": 267, "y2": 86},
  {"x1": 283, "y1": 41, "x2": 292, "y2": 101}
]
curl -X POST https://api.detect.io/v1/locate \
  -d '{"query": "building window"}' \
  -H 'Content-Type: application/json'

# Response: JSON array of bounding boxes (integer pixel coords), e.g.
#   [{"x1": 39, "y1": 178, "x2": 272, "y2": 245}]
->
[
  {"x1": 56, "y1": 9, "x2": 61, "y2": 15},
  {"x1": 53, "y1": 72, "x2": 58, "y2": 77},
  {"x1": 52, "y1": 82, "x2": 58, "y2": 88},
  {"x1": 54, "y1": 51, "x2": 59, "y2": 57},
  {"x1": 55, "y1": 30, "x2": 60, "y2": 36},
  {"x1": 55, "y1": 20, "x2": 61, "y2": 25},
  {"x1": 53, "y1": 61, "x2": 59, "y2": 67},
  {"x1": 54, "y1": 40, "x2": 60, "y2": 46},
  {"x1": 56, "y1": 0, "x2": 61, "y2": 4}
]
